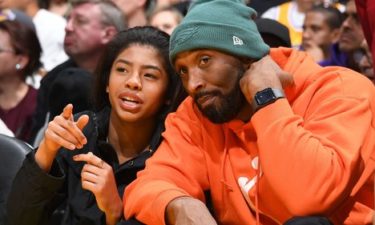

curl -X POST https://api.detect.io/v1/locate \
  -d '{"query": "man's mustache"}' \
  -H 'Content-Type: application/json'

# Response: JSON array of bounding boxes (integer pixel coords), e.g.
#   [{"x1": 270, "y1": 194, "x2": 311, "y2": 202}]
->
[{"x1": 194, "y1": 90, "x2": 222, "y2": 103}]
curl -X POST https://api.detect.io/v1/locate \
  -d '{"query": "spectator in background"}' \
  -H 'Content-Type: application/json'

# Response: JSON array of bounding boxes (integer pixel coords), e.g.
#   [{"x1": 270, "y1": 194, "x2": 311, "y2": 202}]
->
[
  {"x1": 0, "y1": 19, "x2": 42, "y2": 142},
  {"x1": 0, "y1": 8, "x2": 35, "y2": 31},
  {"x1": 255, "y1": 18, "x2": 291, "y2": 48},
  {"x1": 111, "y1": 0, "x2": 151, "y2": 28},
  {"x1": 30, "y1": 0, "x2": 126, "y2": 146},
  {"x1": 149, "y1": 5, "x2": 183, "y2": 35},
  {"x1": 0, "y1": 0, "x2": 68, "y2": 72},
  {"x1": 0, "y1": 118, "x2": 14, "y2": 137},
  {"x1": 355, "y1": 0, "x2": 375, "y2": 75},
  {"x1": 38, "y1": 0, "x2": 69, "y2": 17},
  {"x1": 155, "y1": 0, "x2": 183, "y2": 7},
  {"x1": 301, "y1": 5, "x2": 343, "y2": 63},
  {"x1": 338, "y1": 0, "x2": 365, "y2": 71},
  {"x1": 261, "y1": 0, "x2": 345, "y2": 49},
  {"x1": 352, "y1": 2, "x2": 375, "y2": 219},
  {"x1": 154, "y1": 0, "x2": 191, "y2": 16},
  {"x1": 356, "y1": 39, "x2": 374, "y2": 84},
  {"x1": 248, "y1": 0, "x2": 288, "y2": 16},
  {"x1": 261, "y1": 0, "x2": 316, "y2": 48},
  {"x1": 0, "y1": 8, "x2": 43, "y2": 89}
]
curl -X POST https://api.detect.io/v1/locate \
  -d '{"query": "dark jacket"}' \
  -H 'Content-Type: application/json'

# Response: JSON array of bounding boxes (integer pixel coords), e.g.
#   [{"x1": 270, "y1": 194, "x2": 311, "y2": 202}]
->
[
  {"x1": 6, "y1": 107, "x2": 164, "y2": 225},
  {"x1": 29, "y1": 59, "x2": 77, "y2": 144}
]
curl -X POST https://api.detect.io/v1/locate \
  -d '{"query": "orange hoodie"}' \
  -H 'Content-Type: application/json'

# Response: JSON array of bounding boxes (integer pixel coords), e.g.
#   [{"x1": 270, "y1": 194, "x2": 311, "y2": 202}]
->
[{"x1": 124, "y1": 48, "x2": 375, "y2": 225}]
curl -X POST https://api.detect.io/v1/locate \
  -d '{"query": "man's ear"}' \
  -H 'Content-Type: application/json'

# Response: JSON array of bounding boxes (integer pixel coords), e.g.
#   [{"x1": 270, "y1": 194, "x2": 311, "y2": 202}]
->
[{"x1": 102, "y1": 26, "x2": 118, "y2": 44}]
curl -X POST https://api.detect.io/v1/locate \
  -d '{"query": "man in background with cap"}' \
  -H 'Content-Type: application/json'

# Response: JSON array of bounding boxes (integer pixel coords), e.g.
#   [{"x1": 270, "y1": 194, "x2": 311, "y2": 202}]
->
[
  {"x1": 29, "y1": 0, "x2": 126, "y2": 147},
  {"x1": 255, "y1": 18, "x2": 291, "y2": 48},
  {"x1": 124, "y1": 0, "x2": 375, "y2": 224}
]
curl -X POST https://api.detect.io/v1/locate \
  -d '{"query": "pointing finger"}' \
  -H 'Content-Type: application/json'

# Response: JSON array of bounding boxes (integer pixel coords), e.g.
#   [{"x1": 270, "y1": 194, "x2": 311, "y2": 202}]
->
[{"x1": 61, "y1": 104, "x2": 73, "y2": 120}]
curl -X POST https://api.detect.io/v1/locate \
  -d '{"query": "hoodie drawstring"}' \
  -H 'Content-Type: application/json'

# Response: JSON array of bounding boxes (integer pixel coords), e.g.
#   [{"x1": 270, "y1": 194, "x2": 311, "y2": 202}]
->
[
  {"x1": 220, "y1": 128, "x2": 233, "y2": 191},
  {"x1": 255, "y1": 161, "x2": 260, "y2": 225}
]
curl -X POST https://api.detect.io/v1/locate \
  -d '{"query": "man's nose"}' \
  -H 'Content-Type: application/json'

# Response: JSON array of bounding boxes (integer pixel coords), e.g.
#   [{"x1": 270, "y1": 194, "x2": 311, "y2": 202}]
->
[{"x1": 185, "y1": 68, "x2": 206, "y2": 96}]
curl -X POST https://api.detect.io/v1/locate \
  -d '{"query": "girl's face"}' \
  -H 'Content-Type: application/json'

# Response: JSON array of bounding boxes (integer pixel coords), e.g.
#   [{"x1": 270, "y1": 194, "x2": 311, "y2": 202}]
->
[{"x1": 107, "y1": 44, "x2": 169, "y2": 123}]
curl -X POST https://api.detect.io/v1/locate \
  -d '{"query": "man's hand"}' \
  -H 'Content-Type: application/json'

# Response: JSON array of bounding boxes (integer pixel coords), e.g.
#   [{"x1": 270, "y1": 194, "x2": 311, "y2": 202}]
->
[
  {"x1": 73, "y1": 152, "x2": 123, "y2": 225},
  {"x1": 240, "y1": 55, "x2": 294, "y2": 105},
  {"x1": 36, "y1": 104, "x2": 89, "y2": 172},
  {"x1": 166, "y1": 197, "x2": 217, "y2": 225}
]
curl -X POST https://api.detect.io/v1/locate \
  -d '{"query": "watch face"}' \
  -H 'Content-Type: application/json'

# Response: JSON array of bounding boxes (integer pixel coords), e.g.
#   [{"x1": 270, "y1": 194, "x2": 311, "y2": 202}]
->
[{"x1": 255, "y1": 88, "x2": 276, "y2": 105}]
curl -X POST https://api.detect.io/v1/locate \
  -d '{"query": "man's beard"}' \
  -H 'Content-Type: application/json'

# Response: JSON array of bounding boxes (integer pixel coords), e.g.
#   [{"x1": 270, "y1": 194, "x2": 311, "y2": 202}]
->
[{"x1": 194, "y1": 70, "x2": 245, "y2": 124}]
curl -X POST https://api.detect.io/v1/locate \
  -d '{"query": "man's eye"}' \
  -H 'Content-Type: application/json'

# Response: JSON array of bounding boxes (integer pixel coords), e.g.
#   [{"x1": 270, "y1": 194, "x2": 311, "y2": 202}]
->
[
  {"x1": 73, "y1": 17, "x2": 88, "y2": 26},
  {"x1": 200, "y1": 56, "x2": 210, "y2": 65},
  {"x1": 311, "y1": 26, "x2": 320, "y2": 32},
  {"x1": 178, "y1": 67, "x2": 188, "y2": 77}
]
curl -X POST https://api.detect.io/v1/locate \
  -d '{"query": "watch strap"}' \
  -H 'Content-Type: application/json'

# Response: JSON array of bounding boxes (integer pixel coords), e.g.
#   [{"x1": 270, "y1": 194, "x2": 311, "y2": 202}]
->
[{"x1": 251, "y1": 88, "x2": 285, "y2": 112}]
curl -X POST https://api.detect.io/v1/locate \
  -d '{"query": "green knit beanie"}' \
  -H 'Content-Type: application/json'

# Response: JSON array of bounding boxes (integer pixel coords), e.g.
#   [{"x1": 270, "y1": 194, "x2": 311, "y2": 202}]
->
[{"x1": 169, "y1": 0, "x2": 270, "y2": 63}]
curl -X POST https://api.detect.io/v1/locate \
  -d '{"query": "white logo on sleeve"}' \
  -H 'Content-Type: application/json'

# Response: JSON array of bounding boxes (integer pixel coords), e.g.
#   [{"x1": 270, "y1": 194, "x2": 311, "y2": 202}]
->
[{"x1": 233, "y1": 36, "x2": 244, "y2": 45}]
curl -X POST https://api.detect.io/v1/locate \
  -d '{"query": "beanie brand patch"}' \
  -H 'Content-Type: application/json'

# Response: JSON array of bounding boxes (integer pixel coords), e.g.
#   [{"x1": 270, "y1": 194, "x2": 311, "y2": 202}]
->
[{"x1": 232, "y1": 36, "x2": 244, "y2": 46}]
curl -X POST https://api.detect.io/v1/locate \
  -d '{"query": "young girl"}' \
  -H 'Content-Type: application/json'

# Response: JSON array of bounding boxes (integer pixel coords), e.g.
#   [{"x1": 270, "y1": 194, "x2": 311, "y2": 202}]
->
[{"x1": 6, "y1": 26, "x2": 185, "y2": 225}]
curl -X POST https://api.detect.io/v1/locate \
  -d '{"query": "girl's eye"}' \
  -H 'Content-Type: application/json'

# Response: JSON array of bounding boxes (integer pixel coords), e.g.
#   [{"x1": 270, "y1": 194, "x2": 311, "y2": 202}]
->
[
  {"x1": 116, "y1": 66, "x2": 127, "y2": 73},
  {"x1": 144, "y1": 73, "x2": 157, "y2": 79}
]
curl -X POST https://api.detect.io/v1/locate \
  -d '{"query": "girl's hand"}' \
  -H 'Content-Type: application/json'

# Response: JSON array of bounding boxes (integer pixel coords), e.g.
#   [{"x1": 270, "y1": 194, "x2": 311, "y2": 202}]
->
[
  {"x1": 43, "y1": 104, "x2": 88, "y2": 152},
  {"x1": 73, "y1": 152, "x2": 123, "y2": 225},
  {"x1": 36, "y1": 104, "x2": 89, "y2": 172}
]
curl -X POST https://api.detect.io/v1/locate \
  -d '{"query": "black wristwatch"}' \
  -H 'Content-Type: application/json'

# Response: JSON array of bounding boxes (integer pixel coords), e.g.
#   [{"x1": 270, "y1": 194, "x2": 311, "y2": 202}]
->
[{"x1": 252, "y1": 87, "x2": 285, "y2": 112}]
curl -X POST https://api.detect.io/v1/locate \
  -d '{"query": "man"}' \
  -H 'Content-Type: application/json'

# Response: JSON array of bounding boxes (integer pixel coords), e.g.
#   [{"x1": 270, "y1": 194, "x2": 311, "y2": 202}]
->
[
  {"x1": 357, "y1": 40, "x2": 374, "y2": 84},
  {"x1": 338, "y1": 0, "x2": 365, "y2": 71},
  {"x1": 0, "y1": 0, "x2": 68, "y2": 72},
  {"x1": 30, "y1": 0, "x2": 126, "y2": 146},
  {"x1": 354, "y1": 1, "x2": 375, "y2": 222},
  {"x1": 301, "y1": 5, "x2": 343, "y2": 63},
  {"x1": 255, "y1": 18, "x2": 291, "y2": 48},
  {"x1": 248, "y1": 0, "x2": 288, "y2": 16},
  {"x1": 355, "y1": 0, "x2": 375, "y2": 75},
  {"x1": 261, "y1": 0, "x2": 316, "y2": 48},
  {"x1": 124, "y1": 0, "x2": 375, "y2": 224}
]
